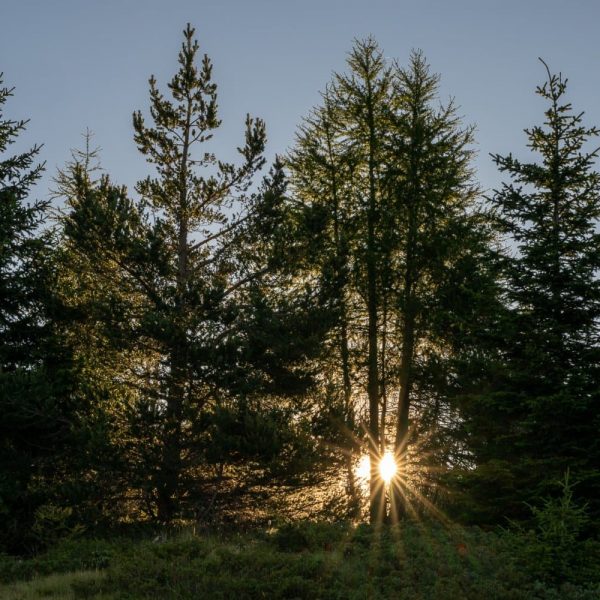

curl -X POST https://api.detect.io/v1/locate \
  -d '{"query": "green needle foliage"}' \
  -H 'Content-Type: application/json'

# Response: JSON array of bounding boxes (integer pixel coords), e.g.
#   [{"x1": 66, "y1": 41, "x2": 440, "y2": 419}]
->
[
  {"x1": 288, "y1": 44, "x2": 496, "y2": 523},
  {"x1": 0, "y1": 75, "x2": 81, "y2": 553},
  {"x1": 60, "y1": 24, "x2": 327, "y2": 524},
  {"x1": 1, "y1": 25, "x2": 600, "y2": 574},
  {"x1": 130, "y1": 23, "x2": 268, "y2": 522},
  {"x1": 0, "y1": 74, "x2": 46, "y2": 366},
  {"x1": 459, "y1": 60, "x2": 600, "y2": 524}
]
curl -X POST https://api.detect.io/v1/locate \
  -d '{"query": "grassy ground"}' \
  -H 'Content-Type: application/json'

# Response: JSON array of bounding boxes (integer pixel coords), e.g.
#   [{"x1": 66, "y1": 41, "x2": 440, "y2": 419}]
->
[
  {"x1": 0, "y1": 571, "x2": 109, "y2": 600},
  {"x1": 1, "y1": 522, "x2": 599, "y2": 599}
]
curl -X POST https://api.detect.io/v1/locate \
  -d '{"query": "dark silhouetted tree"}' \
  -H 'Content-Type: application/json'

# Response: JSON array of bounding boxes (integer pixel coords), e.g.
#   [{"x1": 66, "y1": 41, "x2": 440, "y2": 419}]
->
[
  {"x1": 0, "y1": 75, "x2": 80, "y2": 552},
  {"x1": 460, "y1": 61, "x2": 600, "y2": 524}
]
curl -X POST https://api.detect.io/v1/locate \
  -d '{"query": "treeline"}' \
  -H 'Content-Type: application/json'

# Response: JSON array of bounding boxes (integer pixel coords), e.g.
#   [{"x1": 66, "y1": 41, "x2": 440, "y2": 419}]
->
[{"x1": 1, "y1": 24, "x2": 599, "y2": 553}]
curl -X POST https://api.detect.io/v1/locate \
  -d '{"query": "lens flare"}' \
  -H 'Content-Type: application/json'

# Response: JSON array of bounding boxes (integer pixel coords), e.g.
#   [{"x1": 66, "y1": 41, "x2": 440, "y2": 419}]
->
[
  {"x1": 356, "y1": 454, "x2": 371, "y2": 480},
  {"x1": 379, "y1": 451, "x2": 397, "y2": 484}
]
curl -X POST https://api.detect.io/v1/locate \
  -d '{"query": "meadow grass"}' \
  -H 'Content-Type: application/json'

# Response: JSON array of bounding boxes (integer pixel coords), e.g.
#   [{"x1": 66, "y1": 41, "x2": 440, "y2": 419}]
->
[
  {"x1": 0, "y1": 570, "x2": 109, "y2": 600},
  {"x1": 1, "y1": 522, "x2": 598, "y2": 599}
]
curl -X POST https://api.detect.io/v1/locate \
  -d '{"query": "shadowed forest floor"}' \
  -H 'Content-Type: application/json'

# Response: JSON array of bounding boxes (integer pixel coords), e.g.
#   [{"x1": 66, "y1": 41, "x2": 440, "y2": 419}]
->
[{"x1": 1, "y1": 522, "x2": 599, "y2": 599}]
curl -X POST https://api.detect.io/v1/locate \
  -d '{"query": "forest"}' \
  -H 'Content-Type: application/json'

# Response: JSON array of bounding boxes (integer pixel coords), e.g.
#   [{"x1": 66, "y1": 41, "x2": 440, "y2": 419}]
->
[{"x1": 1, "y1": 23, "x2": 600, "y2": 599}]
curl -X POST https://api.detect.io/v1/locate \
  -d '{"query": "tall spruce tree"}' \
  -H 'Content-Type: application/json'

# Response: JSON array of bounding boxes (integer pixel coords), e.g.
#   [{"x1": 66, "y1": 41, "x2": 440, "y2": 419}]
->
[
  {"x1": 52, "y1": 135, "x2": 139, "y2": 527},
  {"x1": 0, "y1": 74, "x2": 46, "y2": 370},
  {"x1": 0, "y1": 75, "x2": 79, "y2": 551},
  {"x1": 461, "y1": 62, "x2": 600, "y2": 523},
  {"x1": 0, "y1": 74, "x2": 47, "y2": 548}
]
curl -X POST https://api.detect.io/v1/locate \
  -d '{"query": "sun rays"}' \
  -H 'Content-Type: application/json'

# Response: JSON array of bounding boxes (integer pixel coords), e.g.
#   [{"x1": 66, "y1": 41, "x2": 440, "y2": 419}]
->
[{"x1": 339, "y1": 419, "x2": 459, "y2": 529}]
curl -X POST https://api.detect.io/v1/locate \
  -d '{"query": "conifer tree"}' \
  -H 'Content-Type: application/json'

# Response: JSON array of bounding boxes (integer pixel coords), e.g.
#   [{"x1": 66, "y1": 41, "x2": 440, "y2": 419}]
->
[
  {"x1": 289, "y1": 44, "x2": 491, "y2": 523},
  {"x1": 288, "y1": 89, "x2": 364, "y2": 515},
  {"x1": 462, "y1": 62, "x2": 600, "y2": 522},
  {"x1": 52, "y1": 134, "x2": 139, "y2": 526},
  {"x1": 0, "y1": 75, "x2": 78, "y2": 551},
  {"x1": 52, "y1": 128, "x2": 103, "y2": 199},
  {"x1": 292, "y1": 39, "x2": 394, "y2": 521},
  {"x1": 131, "y1": 23, "x2": 266, "y2": 521},
  {"x1": 0, "y1": 75, "x2": 47, "y2": 548},
  {"x1": 0, "y1": 74, "x2": 46, "y2": 365},
  {"x1": 333, "y1": 39, "x2": 393, "y2": 522},
  {"x1": 384, "y1": 51, "x2": 482, "y2": 520},
  {"x1": 62, "y1": 25, "x2": 324, "y2": 522}
]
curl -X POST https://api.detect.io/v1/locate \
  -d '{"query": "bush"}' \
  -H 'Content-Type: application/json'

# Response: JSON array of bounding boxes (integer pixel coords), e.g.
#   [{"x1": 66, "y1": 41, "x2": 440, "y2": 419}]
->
[
  {"x1": 31, "y1": 505, "x2": 86, "y2": 550},
  {"x1": 272, "y1": 521, "x2": 348, "y2": 552},
  {"x1": 507, "y1": 470, "x2": 600, "y2": 585}
]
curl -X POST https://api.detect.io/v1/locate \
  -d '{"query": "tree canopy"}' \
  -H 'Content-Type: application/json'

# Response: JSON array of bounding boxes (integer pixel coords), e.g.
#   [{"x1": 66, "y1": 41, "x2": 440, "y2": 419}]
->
[{"x1": 1, "y1": 28, "x2": 599, "y2": 558}]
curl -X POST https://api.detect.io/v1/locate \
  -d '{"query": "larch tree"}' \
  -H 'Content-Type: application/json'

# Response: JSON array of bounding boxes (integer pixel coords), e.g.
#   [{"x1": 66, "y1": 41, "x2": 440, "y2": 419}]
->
[
  {"x1": 288, "y1": 89, "x2": 364, "y2": 515},
  {"x1": 333, "y1": 39, "x2": 393, "y2": 523},
  {"x1": 291, "y1": 38, "x2": 394, "y2": 522},
  {"x1": 384, "y1": 51, "x2": 481, "y2": 520},
  {"x1": 288, "y1": 43, "x2": 490, "y2": 524}
]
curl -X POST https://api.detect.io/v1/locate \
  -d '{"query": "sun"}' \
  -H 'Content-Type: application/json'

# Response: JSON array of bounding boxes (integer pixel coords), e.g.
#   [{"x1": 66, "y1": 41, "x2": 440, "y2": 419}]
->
[
  {"x1": 355, "y1": 452, "x2": 397, "y2": 485},
  {"x1": 379, "y1": 451, "x2": 397, "y2": 485}
]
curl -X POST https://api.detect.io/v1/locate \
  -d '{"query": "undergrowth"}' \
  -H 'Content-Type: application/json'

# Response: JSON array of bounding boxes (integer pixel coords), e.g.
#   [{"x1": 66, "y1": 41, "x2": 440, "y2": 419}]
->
[{"x1": 0, "y1": 521, "x2": 598, "y2": 599}]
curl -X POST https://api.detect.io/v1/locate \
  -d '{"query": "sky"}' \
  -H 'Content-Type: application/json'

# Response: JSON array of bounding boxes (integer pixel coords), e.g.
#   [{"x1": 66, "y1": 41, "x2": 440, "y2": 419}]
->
[{"x1": 1, "y1": 0, "x2": 600, "y2": 202}]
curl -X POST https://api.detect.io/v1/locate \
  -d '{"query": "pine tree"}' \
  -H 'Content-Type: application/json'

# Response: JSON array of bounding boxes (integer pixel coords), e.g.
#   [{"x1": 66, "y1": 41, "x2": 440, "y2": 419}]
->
[
  {"x1": 62, "y1": 25, "x2": 326, "y2": 522},
  {"x1": 131, "y1": 23, "x2": 267, "y2": 521}
]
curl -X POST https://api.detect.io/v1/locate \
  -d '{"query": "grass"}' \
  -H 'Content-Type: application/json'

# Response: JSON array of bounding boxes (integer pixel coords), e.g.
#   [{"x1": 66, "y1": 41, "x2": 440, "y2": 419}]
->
[
  {"x1": 0, "y1": 570, "x2": 109, "y2": 600},
  {"x1": 1, "y1": 522, "x2": 599, "y2": 599}
]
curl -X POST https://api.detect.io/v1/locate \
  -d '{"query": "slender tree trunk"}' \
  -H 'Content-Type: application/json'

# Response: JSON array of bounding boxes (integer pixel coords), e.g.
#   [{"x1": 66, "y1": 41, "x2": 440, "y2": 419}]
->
[
  {"x1": 365, "y1": 81, "x2": 384, "y2": 524},
  {"x1": 392, "y1": 195, "x2": 418, "y2": 522},
  {"x1": 158, "y1": 344, "x2": 186, "y2": 522},
  {"x1": 157, "y1": 96, "x2": 192, "y2": 522},
  {"x1": 325, "y1": 123, "x2": 358, "y2": 516},
  {"x1": 395, "y1": 305, "x2": 416, "y2": 448},
  {"x1": 380, "y1": 291, "x2": 388, "y2": 453},
  {"x1": 341, "y1": 318, "x2": 359, "y2": 514}
]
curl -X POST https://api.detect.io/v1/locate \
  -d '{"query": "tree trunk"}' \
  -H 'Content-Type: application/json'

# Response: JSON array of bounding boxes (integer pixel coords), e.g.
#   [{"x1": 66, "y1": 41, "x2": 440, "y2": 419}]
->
[
  {"x1": 392, "y1": 195, "x2": 418, "y2": 522},
  {"x1": 391, "y1": 308, "x2": 415, "y2": 521},
  {"x1": 365, "y1": 80, "x2": 384, "y2": 524},
  {"x1": 325, "y1": 120, "x2": 359, "y2": 517},
  {"x1": 156, "y1": 95, "x2": 192, "y2": 522},
  {"x1": 157, "y1": 344, "x2": 185, "y2": 522}
]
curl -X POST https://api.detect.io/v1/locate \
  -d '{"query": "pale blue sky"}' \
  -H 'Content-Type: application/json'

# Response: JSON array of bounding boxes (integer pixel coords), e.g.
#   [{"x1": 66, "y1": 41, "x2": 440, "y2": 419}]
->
[{"x1": 1, "y1": 0, "x2": 600, "y2": 200}]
